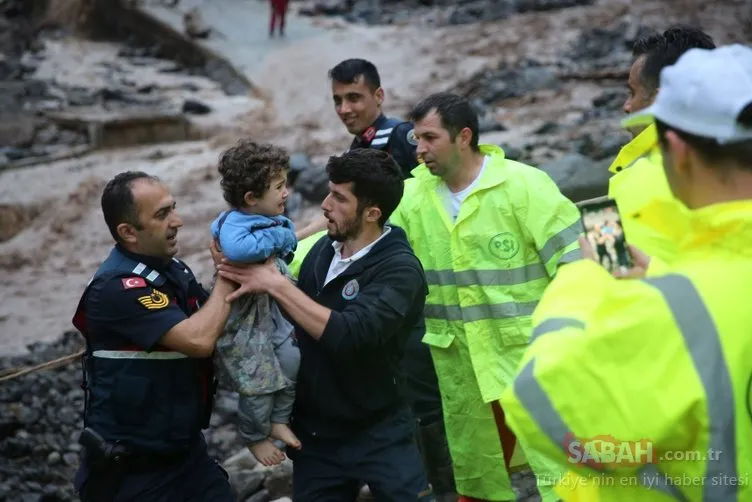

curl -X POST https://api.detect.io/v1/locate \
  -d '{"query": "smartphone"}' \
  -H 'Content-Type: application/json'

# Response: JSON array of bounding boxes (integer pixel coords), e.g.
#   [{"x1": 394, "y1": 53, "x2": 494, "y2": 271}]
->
[{"x1": 577, "y1": 196, "x2": 633, "y2": 273}]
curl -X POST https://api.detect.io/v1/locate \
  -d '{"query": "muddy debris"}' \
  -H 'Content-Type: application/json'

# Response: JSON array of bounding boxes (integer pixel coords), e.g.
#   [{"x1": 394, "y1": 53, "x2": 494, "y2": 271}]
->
[
  {"x1": 0, "y1": 203, "x2": 44, "y2": 243},
  {"x1": 299, "y1": 0, "x2": 596, "y2": 26}
]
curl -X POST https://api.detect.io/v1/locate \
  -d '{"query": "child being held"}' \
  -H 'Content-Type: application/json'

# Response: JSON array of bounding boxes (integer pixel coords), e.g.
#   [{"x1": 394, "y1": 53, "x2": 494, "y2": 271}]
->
[{"x1": 211, "y1": 140, "x2": 300, "y2": 466}]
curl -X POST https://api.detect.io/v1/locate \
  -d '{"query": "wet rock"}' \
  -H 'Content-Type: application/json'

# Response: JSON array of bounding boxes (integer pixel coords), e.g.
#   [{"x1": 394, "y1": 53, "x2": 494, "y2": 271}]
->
[
  {"x1": 289, "y1": 152, "x2": 314, "y2": 174},
  {"x1": 568, "y1": 23, "x2": 633, "y2": 72},
  {"x1": 477, "y1": 114, "x2": 506, "y2": 133},
  {"x1": 246, "y1": 487, "x2": 271, "y2": 502},
  {"x1": 593, "y1": 90, "x2": 627, "y2": 111},
  {"x1": 47, "y1": 452, "x2": 61, "y2": 465},
  {"x1": 184, "y1": 8, "x2": 211, "y2": 39},
  {"x1": 228, "y1": 467, "x2": 265, "y2": 500},
  {"x1": 263, "y1": 460, "x2": 293, "y2": 499},
  {"x1": 35, "y1": 124, "x2": 60, "y2": 144},
  {"x1": 182, "y1": 99, "x2": 212, "y2": 115},
  {"x1": 468, "y1": 63, "x2": 560, "y2": 104},
  {"x1": 294, "y1": 164, "x2": 329, "y2": 204},
  {"x1": 66, "y1": 87, "x2": 99, "y2": 107},
  {"x1": 501, "y1": 145, "x2": 522, "y2": 161},
  {"x1": 0, "y1": 203, "x2": 42, "y2": 243},
  {"x1": 284, "y1": 191, "x2": 304, "y2": 221},
  {"x1": 0, "y1": 113, "x2": 36, "y2": 148},
  {"x1": 568, "y1": 131, "x2": 627, "y2": 161},
  {"x1": 538, "y1": 153, "x2": 610, "y2": 203},
  {"x1": 304, "y1": 0, "x2": 594, "y2": 26},
  {"x1": 533, "y1": 121, "x2": 561, "y2": 135}
]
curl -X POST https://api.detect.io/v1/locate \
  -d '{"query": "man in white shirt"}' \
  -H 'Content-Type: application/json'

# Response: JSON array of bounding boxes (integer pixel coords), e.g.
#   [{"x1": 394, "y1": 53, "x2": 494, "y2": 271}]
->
[{"x1": 390, "y1": 92, "x2": 582, "y2": 502}]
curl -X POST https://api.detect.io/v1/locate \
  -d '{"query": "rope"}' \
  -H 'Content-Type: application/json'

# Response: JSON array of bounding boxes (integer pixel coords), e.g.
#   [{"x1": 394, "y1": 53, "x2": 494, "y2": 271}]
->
[{"x1": 0, "y1": 348, "x2": 85, "y2": 383}]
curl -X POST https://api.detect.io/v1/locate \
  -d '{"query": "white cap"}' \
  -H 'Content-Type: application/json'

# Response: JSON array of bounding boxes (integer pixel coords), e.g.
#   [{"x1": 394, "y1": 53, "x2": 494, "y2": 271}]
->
[{"x1": 622, "y1": 44, "x2": 752, "y2": 144}]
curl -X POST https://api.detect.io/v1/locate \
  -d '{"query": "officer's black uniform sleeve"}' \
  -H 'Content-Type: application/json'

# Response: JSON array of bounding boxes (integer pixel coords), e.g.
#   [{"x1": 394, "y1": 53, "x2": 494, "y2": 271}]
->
[
  {"x1": 86, "y1": 275, "x2": 188, "y2": 351},
  {"x1": 388, "y1": 122, "x2": 419, "y2": 179}
]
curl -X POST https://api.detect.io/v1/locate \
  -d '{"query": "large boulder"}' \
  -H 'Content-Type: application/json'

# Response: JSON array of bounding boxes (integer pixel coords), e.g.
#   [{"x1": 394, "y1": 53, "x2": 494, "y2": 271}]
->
[
  {"x1": 538, "y1": 153, "x2": 610, "y2": 203},
  {"x1": 293, "y1": 164, "x2": 328, "y2": 204}
]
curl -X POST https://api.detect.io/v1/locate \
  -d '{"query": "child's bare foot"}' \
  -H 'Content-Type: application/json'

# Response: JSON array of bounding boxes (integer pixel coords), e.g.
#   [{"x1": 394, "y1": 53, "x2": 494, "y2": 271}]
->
[
  {"x1": 248, "y1": 440, "x2": 285, "y2": 466},
  {"x1": 270, "y1": 423, "x2": 302, "y2": 449}
]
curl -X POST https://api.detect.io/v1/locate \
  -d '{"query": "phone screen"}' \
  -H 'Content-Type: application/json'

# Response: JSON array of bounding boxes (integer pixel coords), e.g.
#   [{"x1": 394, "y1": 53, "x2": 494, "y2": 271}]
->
[{"x1": 578, "y1": 197, "x2": 633, "y2": 273}]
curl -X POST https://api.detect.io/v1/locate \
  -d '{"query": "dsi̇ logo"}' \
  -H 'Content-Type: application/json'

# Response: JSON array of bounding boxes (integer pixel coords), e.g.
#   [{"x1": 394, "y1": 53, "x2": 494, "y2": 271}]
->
[{"x1": 489, "y1": 232, "x2": 520, "y2": 260}]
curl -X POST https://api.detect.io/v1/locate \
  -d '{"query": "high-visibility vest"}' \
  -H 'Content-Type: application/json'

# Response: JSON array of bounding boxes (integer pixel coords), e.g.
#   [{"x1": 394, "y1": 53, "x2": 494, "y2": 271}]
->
[
  {"x1": 607, "y1": 124, "x2": 684, "y2": 265},
  {"x1": 500, "y1": 199, "x2": 752, "y2": 501}
]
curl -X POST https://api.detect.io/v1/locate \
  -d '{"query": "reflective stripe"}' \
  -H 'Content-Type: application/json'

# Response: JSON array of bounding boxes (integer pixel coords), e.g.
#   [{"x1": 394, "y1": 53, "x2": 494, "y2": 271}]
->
[
  {"x1": 424, "y1": 264, "x2": 548, "y2": 287},
  {"x1": 538, "y1": 221, "x2": 582, "y2": 265},
  {"x1": 514, "y1": 359, "x2": 571, "y2": 454},
  {"x1": 424, "y1": 300, "x2": 538, "y2": 322},
  {"x1": 558, "y1": 248, "x2": 582, "y2": 265},
  {"x1": 371, "y1": 137, "x2": 389, "y2": 146},
  {"x1": 145, "y1": 270, "x2": 161, "y2": 282},
  {"x1": 644, "y1": 275, "x2": 737, "y2": 500},
  {"x1": 92, "y1": 350, "x2": 188, "y2": 360},
  {"x1": 514, "y1": 273, "x2": 736, "y2": 500},
  {"x1": 375, "y1": 127, "x2": 393, "y2": 136},
  {"x1": 530, "y1": 317, "x2": 585, "y2": 342},
  {"x1": 515, "y1": 363, "x2": 684, "y2": 500},
  {"x1": 132, "y1": 263, "x2": 146, "y2": 275}
]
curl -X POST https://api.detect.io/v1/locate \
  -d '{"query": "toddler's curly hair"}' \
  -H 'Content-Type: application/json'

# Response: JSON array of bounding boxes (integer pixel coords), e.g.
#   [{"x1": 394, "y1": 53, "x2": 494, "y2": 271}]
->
[{"x1": 217, "y1": 140, "x2": 290, "y2": 208}]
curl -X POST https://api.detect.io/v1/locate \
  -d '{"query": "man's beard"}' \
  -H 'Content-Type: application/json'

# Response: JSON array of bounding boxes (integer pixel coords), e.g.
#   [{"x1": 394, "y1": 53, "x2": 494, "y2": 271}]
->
[{"x1": 328, "y1": 213, "x2": 363, "y2": 242}]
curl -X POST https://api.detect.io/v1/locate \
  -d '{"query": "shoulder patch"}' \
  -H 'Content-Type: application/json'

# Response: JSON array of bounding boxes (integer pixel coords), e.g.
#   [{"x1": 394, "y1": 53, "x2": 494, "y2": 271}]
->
[
  {"x1": 137, "y1": 289, "x2": 170, "y2": 310},
  {"x1": 121, "y1": 277, "x2": 147, "y2": 289},
  {"x1": 342, "y1": 279, "x2": 360, "y2": 300},
  {"x1": 406, "y1": 129, "x2": 418, "y2": 146}
]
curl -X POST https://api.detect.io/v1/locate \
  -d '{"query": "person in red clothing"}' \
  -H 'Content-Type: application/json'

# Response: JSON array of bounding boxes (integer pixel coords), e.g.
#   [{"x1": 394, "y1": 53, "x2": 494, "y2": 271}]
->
[{"x1": 269, "y1": 0, "x2": 289, "y2": 37}]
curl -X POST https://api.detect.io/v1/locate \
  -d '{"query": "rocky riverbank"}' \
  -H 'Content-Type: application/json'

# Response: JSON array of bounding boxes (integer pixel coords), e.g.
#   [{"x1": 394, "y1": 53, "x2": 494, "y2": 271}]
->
[
  {"x1": 299, "y1": 0, "x2": 597, "y2": 26},
  {"x1": 0, "y1": 0, "x2": 253, "y2": 169},
  {"x1": 0, "y1": 332, "x2": 295, "y2": 502}
]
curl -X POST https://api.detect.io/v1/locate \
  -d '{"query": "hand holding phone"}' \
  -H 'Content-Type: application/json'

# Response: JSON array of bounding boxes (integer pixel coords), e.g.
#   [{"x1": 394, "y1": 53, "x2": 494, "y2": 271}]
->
[{"x1": 577, "y1": 196, "x2": 634, "y2": 274}]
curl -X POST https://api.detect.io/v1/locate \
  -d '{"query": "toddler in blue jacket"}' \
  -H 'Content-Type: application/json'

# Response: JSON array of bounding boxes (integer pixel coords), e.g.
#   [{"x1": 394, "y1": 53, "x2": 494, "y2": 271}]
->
[{"x1": 211, "y1": 140, "x2": 300, "y2": 466}]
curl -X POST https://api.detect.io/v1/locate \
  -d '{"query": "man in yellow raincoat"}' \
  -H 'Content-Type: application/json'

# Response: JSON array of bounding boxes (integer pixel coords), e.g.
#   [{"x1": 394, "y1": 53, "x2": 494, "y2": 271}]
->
[
  {"x1": 390, "y1": 92, "x2": 582, "y2": 501},
  {"x1": 501, "y1": 44, "x2": 752, "y2": 501},
  {"x1": 607, "y1": 26, "x2": 714, "y2": 265}
]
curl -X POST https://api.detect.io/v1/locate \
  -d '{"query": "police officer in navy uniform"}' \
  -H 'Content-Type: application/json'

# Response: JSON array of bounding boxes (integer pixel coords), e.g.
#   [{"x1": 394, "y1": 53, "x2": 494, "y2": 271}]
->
[
  {"x1": 328, "y1": 59, "x2": 457, "y2": 500},
  {"x1": 330, "y1": 58, "x2": 419, "y2": 179},
  {"x1": 72, "y1": 171, "x2": 237, "y2": 502}
]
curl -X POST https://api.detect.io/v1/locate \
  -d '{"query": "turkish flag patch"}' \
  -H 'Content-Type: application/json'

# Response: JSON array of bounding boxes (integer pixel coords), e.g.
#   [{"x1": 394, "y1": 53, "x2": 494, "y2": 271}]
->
[{"x1": 121, "y1": 277, "x2": 147, "y2": 289}]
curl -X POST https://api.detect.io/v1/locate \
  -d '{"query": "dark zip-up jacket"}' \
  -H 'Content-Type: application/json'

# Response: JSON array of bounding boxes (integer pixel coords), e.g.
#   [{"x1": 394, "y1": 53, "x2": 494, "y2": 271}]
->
[{"x1": 291, "y1": 225, "x2": 428, "y2": 438}]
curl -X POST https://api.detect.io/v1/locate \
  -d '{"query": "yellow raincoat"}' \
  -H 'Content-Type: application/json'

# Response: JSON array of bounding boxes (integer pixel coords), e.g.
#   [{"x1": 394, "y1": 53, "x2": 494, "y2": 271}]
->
[
  {"x1": 500, "y1": 198, "x2": 752, "y2": 501},
  {"x1": 390, "y1": 145, "x2": 582, "y2": 500},
  {"x1": 607, "y1": 125, "x2": 681, "y2": 265}
]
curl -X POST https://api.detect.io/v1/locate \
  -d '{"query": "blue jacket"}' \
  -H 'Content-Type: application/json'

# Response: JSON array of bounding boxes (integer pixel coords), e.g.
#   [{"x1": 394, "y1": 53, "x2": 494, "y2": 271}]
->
[{"x1": 211, "y1": 210, "x2": 297, "y2": 263}]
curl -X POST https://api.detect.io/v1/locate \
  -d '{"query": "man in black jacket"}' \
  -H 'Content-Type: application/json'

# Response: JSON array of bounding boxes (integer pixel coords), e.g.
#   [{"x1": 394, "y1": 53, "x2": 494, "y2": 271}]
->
[{"x1": 218, "y1": 148, "x2": 434, "y2": 501}]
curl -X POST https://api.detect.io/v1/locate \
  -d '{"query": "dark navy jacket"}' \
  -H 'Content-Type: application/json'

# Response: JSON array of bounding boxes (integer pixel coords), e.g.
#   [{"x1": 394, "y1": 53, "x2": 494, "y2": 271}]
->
[
  {"x1": 348, "y1": 114, "x2": 418, "y2": 179},
  {"x1": 72, "y1": 245, "x2": 213, "y2": 454},
  {"x1": 291, "y1": 226, "x2": 428, "y2": 439}
]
